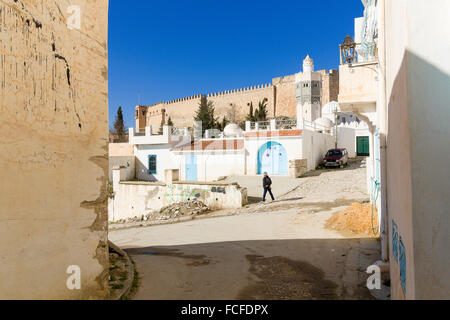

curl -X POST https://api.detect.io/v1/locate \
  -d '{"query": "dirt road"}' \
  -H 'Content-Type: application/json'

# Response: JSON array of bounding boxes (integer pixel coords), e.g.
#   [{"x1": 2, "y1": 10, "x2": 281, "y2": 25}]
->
[{"x1": 109, "y1": 160, "x2": 381, "y2": 300}]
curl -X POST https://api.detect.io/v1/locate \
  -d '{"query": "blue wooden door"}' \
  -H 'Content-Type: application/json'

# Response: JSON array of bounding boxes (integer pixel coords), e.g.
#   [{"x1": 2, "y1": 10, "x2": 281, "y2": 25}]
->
[
  {"x1": 185, "y1": 154, "x2": 198, "y2": 181},
  {"x1": 257, "y1": 142, "x2": 288, "y2": 175}
]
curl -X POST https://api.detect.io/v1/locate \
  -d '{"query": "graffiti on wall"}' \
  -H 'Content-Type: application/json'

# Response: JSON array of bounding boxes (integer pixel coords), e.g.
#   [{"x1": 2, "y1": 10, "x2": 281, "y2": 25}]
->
[
  {"x1": 392, "y1": 219, "x2": 407, "y2": 295},
  {"x1": 164, "y1": 184, "x2": 202, "y2": 203},
  {"x1": 399, "y1": 236, "x2": 407, "y2": 294},
  {"x1": 211, "y1": 187, "x2": 226, "y2": 194},
  {"x1": 392, "y1": 220, "x2": 399, "y2": 263}
]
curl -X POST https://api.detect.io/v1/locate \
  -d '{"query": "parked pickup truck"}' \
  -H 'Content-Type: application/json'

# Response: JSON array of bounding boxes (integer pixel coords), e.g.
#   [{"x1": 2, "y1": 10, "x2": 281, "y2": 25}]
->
[{"x1": 322, "y1": 149, "x2": 349, "y2": 168}]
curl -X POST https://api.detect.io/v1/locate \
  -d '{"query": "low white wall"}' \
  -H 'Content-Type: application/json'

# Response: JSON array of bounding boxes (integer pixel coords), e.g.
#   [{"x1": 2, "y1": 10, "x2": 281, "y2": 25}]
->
[{"x1": 109, "y1": 169, "x2": 248, "y2": 222}]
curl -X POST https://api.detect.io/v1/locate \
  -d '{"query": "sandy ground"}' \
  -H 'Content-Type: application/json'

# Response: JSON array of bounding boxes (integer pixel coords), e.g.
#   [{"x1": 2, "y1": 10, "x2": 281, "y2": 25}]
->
[{"x1": 109, "y1": 159, "x2": 382, "y2": 300}]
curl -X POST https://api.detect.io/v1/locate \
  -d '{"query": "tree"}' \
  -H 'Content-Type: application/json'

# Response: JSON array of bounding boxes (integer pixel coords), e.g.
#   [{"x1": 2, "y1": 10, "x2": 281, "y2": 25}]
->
[
  {"x1": 167, "y1": 116, "x2": 174, "y2": 127},
  {"x1": 113, "y1": 106, "x2": 126, "y2": 142},
  {"x1": 246, "y1": 102, "x2": 256, "y2": 122},
  {"x1": 217, "y1": 117, "x2": 229, "y2": 132},
  {"x1": 194, "y1": 95, "x2": 217, "y2": 132},
  {"x1": 254, "y1": 98, "x2": 268, "y2": 121},
  {"x1": 158, "y1": 118, "x2": 164, "y2": 135}
]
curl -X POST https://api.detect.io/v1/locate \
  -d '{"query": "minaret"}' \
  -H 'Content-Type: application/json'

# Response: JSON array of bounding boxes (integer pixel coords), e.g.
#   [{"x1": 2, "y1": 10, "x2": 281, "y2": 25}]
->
[
  {"x1": 296, "y1": 54, "x2": 323, "y2": 126},
  {"x1": 303, "y1": 54, "x2": 314, "y2": 73}
]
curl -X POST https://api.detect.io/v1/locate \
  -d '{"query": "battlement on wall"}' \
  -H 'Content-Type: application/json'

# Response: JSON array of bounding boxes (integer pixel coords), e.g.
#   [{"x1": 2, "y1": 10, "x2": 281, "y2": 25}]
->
[
  {"x1": 157, "y1": 83, "x2": 274, "y2": 106},
  {"x1": 272, "y1": 74, "x2": 296, "y2": 84},
  {"x1": 207, "y1": 83, "x2": 273, "y2": 98},
  {"x1": 318, "y1": 69, "x2": 339, "y2": 76}
]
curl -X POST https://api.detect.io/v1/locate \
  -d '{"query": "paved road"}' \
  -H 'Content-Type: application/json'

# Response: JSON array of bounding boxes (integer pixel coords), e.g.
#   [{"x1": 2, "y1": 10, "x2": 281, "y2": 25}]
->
[
  {"x1": 223, "y1": 175, "x2": 304, "y2": 202},
  {"x1": 109, "y1": 160, "x2": 381, "y2": 300}
]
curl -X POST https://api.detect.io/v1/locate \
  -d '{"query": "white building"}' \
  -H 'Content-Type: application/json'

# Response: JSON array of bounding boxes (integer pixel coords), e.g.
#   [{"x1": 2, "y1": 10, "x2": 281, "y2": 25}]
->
[
  {"x1": 339, "y1": 0, "x2": 450, "y2": 300},
  {"x1": 125, "y1": 119, "x2": 335, "y2": 184},
  {"x1": 296, "y1": 55, "x2": 323, "y2": 123},
  {"x1": 112, "y1": 55, "x2": 339, "y2": 183}
]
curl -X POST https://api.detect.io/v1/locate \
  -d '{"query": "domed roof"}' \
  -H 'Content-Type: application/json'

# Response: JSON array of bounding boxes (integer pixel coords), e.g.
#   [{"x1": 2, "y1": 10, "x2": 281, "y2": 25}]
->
[
  {"x1": 303, "y1": 54, "x2": 314, "y2": 66},
  {"x1": 223, "y1": 123, "x2": 244, "y2": 137},
  {"x1": 322, "y1": 101, "x2": 341, "y2": 115},
  {"x1": 314, "y1": 117, "x2": 334, "y2": 128}
]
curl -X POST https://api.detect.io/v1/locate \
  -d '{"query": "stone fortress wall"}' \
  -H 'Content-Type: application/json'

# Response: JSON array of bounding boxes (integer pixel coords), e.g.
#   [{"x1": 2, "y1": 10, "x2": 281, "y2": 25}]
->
[{"x1": 137, "y1": 68, "x2": 339, "y2": 129}]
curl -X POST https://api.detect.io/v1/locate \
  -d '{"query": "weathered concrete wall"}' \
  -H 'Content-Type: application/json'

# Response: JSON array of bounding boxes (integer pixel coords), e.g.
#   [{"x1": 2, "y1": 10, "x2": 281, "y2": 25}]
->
[
  {"x1": 109, "y1": 170, "x2": 247, "y2": 222},
  {"x1": 385, "y1": 0, "x2": 450, "y2": 299},
  {"x1": 0, "y1": 0, "x2": 109, "y2": 299}
]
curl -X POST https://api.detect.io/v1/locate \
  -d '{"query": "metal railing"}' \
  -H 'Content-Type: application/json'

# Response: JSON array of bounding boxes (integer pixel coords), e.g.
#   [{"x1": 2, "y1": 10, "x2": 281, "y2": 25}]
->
[
  {"x1": 276, "y1": 119, "x2": 297, "y2": 130},
  {"x1": 256, "y1": 121, "x2": 271, "y2": 131},
  {"x1": 171, "y1": 127, "x2": 186, "y2": 136},
  {"x1": 135, "y1": 128, "x2": 146, "y2": 136}
]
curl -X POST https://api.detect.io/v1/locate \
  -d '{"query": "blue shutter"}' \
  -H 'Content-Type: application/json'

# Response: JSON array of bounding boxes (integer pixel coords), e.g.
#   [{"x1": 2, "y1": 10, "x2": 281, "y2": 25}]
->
[{"x1": 148, "y1": 155, "x2": 157, "y2": 174}]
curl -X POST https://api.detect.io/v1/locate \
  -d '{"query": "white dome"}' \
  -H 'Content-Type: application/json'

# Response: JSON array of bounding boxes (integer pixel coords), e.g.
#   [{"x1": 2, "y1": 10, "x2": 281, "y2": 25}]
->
[
  {"x1": 223, "y1": 123, "x2": 244, "y2": 137},
  {"x1": 314, "y1": 117, "x2": 334, "y2": 128},
  {"x1": 322, "y1": 101, "x2": 341, "y2": 115}
]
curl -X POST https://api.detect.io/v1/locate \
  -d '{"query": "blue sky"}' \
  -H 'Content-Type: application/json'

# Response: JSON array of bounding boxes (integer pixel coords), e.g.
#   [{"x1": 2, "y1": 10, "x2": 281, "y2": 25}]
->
[{"x1": 108, "y1": 0, "x2": 364, "y2": 129}]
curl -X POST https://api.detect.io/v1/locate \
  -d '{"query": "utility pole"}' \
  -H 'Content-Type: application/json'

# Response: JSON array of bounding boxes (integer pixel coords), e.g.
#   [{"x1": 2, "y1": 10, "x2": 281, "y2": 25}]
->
[{"x1": 334, "y1": 107, "x2": 338, "y2": 149}]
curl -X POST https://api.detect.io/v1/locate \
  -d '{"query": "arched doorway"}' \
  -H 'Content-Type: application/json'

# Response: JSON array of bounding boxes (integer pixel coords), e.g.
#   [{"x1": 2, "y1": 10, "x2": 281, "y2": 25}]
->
[{"x1": 257, "y1": 141, "x2": 288, "y2": 175}]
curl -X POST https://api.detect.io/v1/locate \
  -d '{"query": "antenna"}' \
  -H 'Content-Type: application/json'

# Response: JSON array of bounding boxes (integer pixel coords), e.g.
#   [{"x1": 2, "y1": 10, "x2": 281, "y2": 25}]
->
[{"x1": 138, "y1": 90, "x2": 141, "y2": 106}]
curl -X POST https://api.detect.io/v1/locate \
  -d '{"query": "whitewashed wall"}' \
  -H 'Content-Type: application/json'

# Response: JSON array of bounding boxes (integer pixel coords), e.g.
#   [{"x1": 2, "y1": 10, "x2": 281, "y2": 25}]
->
[
  {"x1": 302, "y1": 130, "x2": 335, "y2": 170},
  {"x1": 337, "y1": 123, "x2": 372, "y2": 158},
  {"x1": 135, "y1": 144, "x2": 180, "y2": 182},
  {"x1": 385, "y1": 0, "x2": 450, "y2": 300},
  {"x1": 245, "y1": 136, "x2": 303, "y2": 175},
  {"x1": 174, "y1": 150, "x2": 246, "y2": 182}
]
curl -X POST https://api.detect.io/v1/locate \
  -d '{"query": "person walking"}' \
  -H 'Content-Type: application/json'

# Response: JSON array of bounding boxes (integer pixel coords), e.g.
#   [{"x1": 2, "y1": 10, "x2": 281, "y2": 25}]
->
[{"x1": 262, "y1": 172, "x2": 275, "y2": 202}]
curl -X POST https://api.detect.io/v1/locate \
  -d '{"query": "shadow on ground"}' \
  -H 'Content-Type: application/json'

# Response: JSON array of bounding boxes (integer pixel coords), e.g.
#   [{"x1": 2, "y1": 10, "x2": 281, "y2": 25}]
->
[{"x1": 125, "y1": 237, "x2": 380, "y2": 300}]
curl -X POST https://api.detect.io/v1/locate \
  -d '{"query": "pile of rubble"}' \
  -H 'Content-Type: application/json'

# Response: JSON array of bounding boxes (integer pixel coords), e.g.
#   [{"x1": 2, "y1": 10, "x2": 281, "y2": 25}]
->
[
  {"x1": 155, "y1": 200, "x2": 209, "y2": 220},
  {"x1": 114, "y1": 200, "x2": 210, "y2": 224}
]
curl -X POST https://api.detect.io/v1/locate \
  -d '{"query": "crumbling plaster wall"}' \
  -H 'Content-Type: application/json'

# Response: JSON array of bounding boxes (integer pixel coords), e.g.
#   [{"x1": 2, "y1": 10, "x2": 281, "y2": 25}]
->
[
  {"x1": 108, "y1": 177, "x2": 248, "y2": 222},
  {"x1": 0, "y1": 0, "x2": 109, "y2": 299}
]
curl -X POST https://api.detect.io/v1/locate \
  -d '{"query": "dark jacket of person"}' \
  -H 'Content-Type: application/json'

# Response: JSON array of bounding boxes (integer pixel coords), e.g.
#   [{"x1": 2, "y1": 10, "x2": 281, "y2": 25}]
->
[{"x1": 263, "y1": 176, "x2": 272, "y2": 189}]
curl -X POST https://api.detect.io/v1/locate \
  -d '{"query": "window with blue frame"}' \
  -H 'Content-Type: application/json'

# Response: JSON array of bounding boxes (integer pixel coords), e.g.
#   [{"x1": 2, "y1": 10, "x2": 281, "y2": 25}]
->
[{"x1": 148, "y1": 155, "x2": 157, "y2": 174}]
